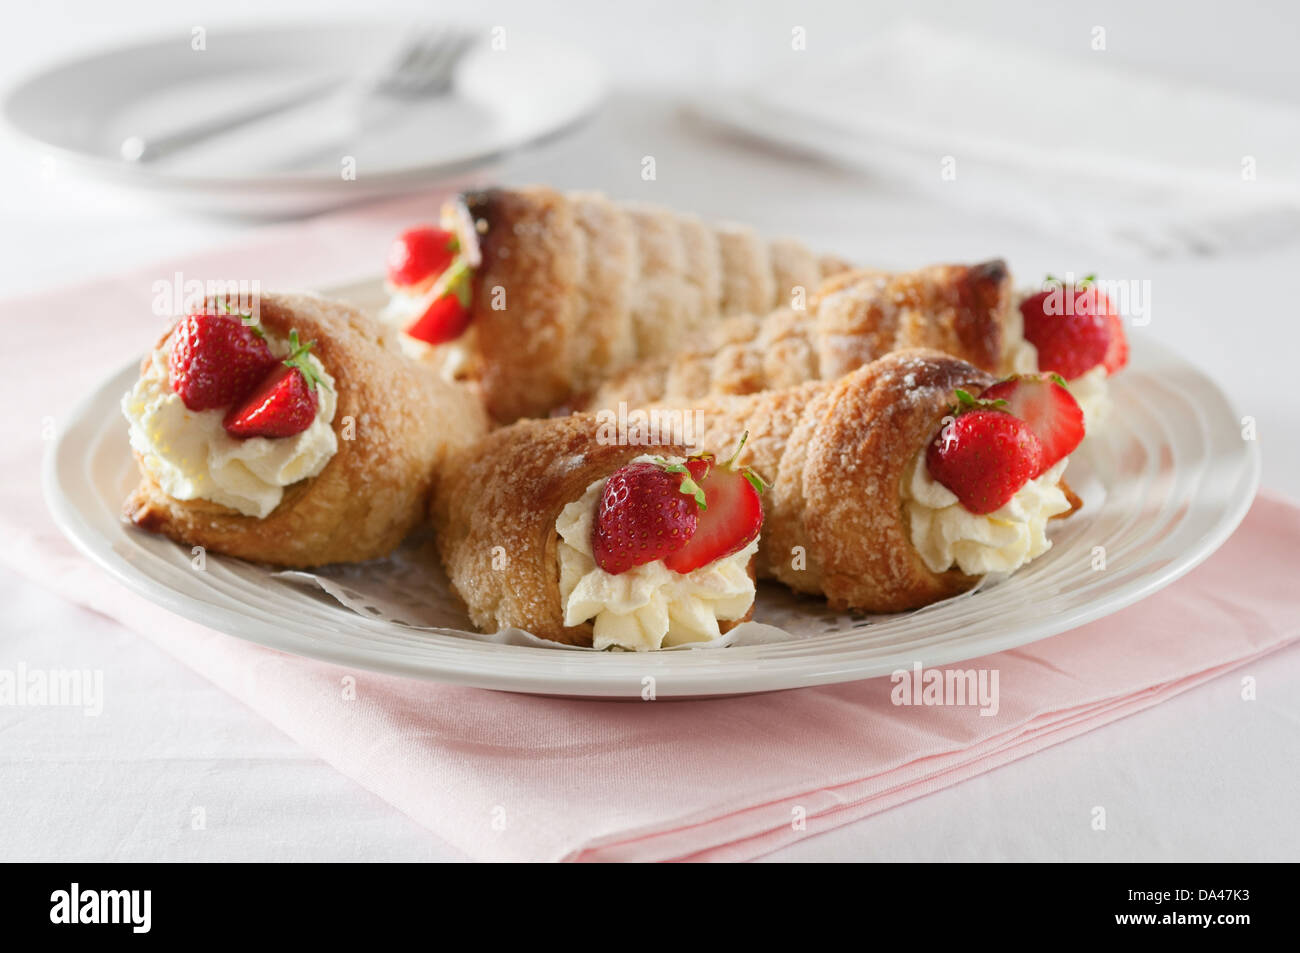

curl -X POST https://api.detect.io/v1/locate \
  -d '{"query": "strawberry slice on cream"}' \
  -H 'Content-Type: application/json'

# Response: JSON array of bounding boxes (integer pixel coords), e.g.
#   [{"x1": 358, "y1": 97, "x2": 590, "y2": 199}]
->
[
  {"x1": 122, "y1": 316, "x2": 338, "y2": 519},
  {"x1": 379, "y1": 199, "x2": 482, "y2": 367},
  {"x1": 904, "y1": 382, "x2": 1083, "y2": 577},
  {"x1": 557, "y1": 442, "x2": 766, "y2": 652}
]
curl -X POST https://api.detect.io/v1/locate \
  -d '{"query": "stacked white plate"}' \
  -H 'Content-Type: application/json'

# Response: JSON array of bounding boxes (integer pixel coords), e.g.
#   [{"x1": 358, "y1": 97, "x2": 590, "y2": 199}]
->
[{"x1": 3, "y1": 23, "x2": 605, "y2": 215}]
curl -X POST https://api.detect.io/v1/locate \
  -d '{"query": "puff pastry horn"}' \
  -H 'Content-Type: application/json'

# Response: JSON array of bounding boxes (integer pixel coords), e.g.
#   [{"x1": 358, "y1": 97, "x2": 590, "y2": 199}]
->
[
  {"x1": 673, "y1": 348, "x2": 994, "y2": 610},
  {"x1": 430, "y1": 415, "x2": 760, "y2": 646},
  {"x1": 124, "y1": 292, "x2": 489, "y2": 567},
  {"x1": 440, "y1": 186, "x2": 850, "y2": 422},
  {"x1": 684, "y1": 347, "x2": 1082, "y2": 611},
  {"x1": 585, "y1": 260, "x2": 1016, "y2": 410}
]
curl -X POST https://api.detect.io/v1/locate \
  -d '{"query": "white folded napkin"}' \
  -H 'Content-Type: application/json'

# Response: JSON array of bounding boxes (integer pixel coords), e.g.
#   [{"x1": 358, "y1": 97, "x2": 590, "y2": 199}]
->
[{"x1": 694, "y1": 22, "x2": 1300, "y2": 256}]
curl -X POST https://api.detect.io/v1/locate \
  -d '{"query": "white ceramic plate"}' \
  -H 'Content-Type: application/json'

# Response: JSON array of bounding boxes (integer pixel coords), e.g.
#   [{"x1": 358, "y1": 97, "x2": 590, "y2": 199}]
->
[
  {"x1": 45, "y1": 296, "x2": 1259, "y2": 697},
  {"x1": 3, "y1": 22, "x2": 604, "y2": 216}
]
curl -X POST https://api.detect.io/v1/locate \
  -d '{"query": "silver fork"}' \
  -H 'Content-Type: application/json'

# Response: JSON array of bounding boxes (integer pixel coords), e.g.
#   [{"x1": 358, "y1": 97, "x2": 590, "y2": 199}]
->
[{"x1": 120, "y1": 26, "x2": 474, "y2": 164}]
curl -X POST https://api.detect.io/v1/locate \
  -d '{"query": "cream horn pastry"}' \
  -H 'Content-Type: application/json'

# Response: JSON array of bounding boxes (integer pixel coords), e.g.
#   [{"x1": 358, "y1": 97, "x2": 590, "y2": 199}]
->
[
  {"x1": 585, "y1": 262, "x2": 1127, "y2": 434},
  {"x1": 678, "y1": 349, "x2": 1083, "y2": 612},
  {"x1": 122, "y1": 291, "x2": 488, "y2": 567},
  {"x1": 431, "y1": 416, "x2": 766, "y2": 650},
  {"x1": 378, "y1": 185, "x2": 850, "y2": 422}
]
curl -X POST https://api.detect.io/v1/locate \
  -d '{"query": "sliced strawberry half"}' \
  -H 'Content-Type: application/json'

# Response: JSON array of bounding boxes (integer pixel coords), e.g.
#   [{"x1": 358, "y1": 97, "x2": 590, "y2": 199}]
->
[
  {"x1": 222, "y1": 331, "x2": 329, "y2": 440},
  {"x1": 981, "y1": 374, "x2": 1085, "y2": 475},
  {"x1": 407, "y1": 295, "x2": 470, "y2": 345},
  {"x1": 1101, "y1": 310, "x2": 1129, "y2": 374},
  {"x1": 592, "y1": 461, "x2": 702, "y2": 575},
  {"x1": 386, "y1": 226, "x2": 459, "y2": 288},
  {"x1": 662, "y1": 435, "x2": 766, "y2": 574},
  {"x1": 405, "y1": 260, "x2": 473, "y2": 345}
]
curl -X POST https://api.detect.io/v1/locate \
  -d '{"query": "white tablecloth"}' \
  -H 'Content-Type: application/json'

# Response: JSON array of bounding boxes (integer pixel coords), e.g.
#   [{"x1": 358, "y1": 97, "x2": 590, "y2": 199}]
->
[{"x1": 2, "y1": 0, "x2": 1297, "y2": 861}]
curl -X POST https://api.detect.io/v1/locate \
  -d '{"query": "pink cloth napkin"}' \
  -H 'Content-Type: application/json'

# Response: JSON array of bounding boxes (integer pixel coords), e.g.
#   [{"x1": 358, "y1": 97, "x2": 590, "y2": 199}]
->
[{"x1": 3, "y1": 196, "x2": 1296, "y2": 862}]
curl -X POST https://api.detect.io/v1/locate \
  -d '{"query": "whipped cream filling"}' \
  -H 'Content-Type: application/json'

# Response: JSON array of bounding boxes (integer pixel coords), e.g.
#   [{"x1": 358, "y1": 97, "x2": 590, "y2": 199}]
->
[
  {"x1": 1065, "y1": 365, "x2": 1110, "y2": 430},
  {"x1": 555, "y1": 457, "x2": 758, "y2": 652},
  {"x1": 1004, "y1": 333, "x2": 1041, "y2": 377},
  {"x1": 122, "y1": 334, "x2": 338, "y2": 519},
  {"x1": 379, "y1": 284, "x2": 442, "y2": 361},
  {"x1": 903, "y1": 452, "x2": 1072, "y2": 577}
]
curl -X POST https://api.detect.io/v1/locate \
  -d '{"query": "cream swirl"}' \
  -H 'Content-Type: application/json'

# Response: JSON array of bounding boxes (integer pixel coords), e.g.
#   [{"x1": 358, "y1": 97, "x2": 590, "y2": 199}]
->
[
  {"x1": 379, "y1": 285, "x2": 439, "y2": 361},
  {"x1": 121, "y1": 334, "x2": 338, "y2": 519},
  {"x1": 903, "y1": 453, "x2": 1072, "y2": 577},
  {"x1": 556, "y1": 459, "x2": 758, "y2": 652},
  {"x1": 1065, "y1": 365, "x2": 1110, "y2": 430}
]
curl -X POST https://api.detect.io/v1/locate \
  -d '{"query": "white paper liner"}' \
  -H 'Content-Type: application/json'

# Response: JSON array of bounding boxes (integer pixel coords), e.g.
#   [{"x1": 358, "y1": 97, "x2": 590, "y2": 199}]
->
[{"x1": 271, "y1": 531, "x2": 1000, "y2": 653}]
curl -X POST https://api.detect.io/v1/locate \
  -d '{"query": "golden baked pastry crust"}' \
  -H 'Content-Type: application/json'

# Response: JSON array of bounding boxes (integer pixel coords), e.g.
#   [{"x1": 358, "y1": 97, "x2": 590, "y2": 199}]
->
[
  {"x1": 685, "y1": 348, "x2": 998, "y2": 612},
  {"x1": 455, "y1": 186, "x2": 847, "y2": 422},
  {"x1": 587, "y1": 260, "x2": 1013, "y2": 410}
]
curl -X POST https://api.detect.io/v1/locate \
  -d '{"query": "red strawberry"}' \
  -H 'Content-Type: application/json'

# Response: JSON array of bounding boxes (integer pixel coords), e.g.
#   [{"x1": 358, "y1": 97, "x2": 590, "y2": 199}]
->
[
  {"x1": 407, "y1": 295, "x2": 471, "y2": 345},
  {"x1": 926, "y1": 403, "x2": 1044, "y2": 515},
  {"x1": 980, "y1": 375, "x2": 1084, "y2": 476},
  {"x1": 592, "y1": 462, "x2": 701, "y2": 575},
  {"x1": 223, "y1": 331, "x2": 329, "y2": 439},
  {"x1": 405, "y1": 261, "x2": 473, "y2": 345},
  {"x1": 386, "y1": 226, "x2": 459, "y2": 288},
  {"x1": 1101, "y1": 310, "x2": 1128, "y2": 374},
  {"x1": 1020, "y1": 278, "x2": 1118, "y2": 380},
  {"x1": 168, "y1": 312, "x2": 276, "y2": 411},
  {"x1": 662, "y1": 436, "x2": 766, "y2": 574}
]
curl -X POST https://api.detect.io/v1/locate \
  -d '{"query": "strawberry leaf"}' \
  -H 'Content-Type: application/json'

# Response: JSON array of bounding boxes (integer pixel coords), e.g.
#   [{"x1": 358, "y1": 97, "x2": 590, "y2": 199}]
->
[
  {"x1": 651, "y1": 458, "x2": 708, "y2": 510},
  {"x1": 677, "y1": 475, "x2": 707, "y2": 510},
  {"x1": 282, "y1": 329, "x2": 332, "y2": 393},
  {"x1": 442, "y1": 259, "x2": 473, "y2": 310},
  {"x1": 954, "y1": 388, "x2": 1007, "y2": 414},
  {"x1": 720, "y1": 431, "x2": 750, "y2": 470}
]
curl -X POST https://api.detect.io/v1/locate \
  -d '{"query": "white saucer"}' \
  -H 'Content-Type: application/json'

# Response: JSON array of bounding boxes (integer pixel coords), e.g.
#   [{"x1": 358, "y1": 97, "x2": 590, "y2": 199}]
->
[{"x1": 2, "y1": 22, "x2": 605, "y2": 215}]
